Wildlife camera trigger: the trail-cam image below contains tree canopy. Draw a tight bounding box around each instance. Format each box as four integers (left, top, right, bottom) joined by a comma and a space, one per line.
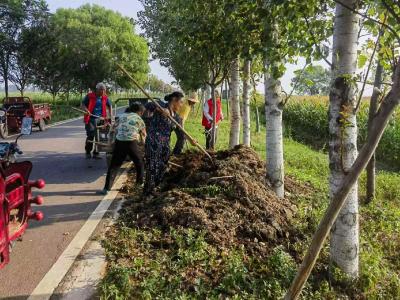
291, 65, 331, 95
1, 3, 150, 97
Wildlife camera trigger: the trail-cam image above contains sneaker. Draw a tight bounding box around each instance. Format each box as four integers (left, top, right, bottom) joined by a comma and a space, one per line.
86, 153, 92, 159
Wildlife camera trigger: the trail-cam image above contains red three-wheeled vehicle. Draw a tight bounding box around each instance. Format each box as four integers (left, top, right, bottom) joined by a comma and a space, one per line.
0, 117, 45, 269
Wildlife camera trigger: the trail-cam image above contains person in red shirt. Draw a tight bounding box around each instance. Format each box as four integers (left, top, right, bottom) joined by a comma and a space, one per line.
202, 90, 224, 149
81, 83, 112, 159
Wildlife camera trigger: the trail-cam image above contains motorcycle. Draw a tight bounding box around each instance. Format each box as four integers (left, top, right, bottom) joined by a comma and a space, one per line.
0, 116, 45, 269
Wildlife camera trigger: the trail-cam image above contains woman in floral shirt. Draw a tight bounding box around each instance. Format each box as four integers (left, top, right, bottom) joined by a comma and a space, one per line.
143, 92, 185, 196
102, 103, 146, 194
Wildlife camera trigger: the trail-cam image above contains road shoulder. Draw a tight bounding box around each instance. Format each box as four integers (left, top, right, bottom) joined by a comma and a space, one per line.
28, 167, 129, 300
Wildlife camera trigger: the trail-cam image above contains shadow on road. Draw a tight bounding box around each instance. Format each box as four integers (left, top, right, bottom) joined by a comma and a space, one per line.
20, 151, 108, 185
28, 200, 102, 230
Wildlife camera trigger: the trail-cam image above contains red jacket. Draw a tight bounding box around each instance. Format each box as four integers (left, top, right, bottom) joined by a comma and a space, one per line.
84, 92, 108, 124
202, 97, 222, 129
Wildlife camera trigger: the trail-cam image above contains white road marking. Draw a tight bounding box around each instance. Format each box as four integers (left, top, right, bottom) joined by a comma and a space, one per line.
57, 183, 128, 300
27, 166, 129, 300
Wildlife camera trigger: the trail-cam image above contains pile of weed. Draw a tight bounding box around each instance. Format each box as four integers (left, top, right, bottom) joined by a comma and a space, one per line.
99, 146, 331, 299
119, 145, 302, 258
100, 101, 400, 299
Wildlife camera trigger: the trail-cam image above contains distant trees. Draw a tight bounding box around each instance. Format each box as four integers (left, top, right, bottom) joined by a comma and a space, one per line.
145, 74, 174, 94
1, 3, 150, 98
0, 0, 48, 97
291, 65, 331, 96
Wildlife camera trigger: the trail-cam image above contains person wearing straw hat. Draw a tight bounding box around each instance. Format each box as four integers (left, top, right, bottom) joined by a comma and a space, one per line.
174, 92, 199, 155
178, 91, 199, 126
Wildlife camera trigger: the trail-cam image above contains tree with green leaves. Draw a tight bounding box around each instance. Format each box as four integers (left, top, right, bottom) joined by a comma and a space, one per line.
255, 1, 333, 198
287, 1, 400, 296
25, 4, 149, 99
139, 0, 257, 149
0, 0, 48, 97
291, 65, 331, 95
145, 74, 173, 94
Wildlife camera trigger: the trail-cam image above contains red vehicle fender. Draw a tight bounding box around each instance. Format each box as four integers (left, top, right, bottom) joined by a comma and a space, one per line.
0, 174, 9, 269
0, 162, 45, 270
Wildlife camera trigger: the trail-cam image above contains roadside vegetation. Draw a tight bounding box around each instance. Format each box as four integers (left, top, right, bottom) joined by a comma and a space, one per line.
283, 96, 400, 170
99, 106, 400, 299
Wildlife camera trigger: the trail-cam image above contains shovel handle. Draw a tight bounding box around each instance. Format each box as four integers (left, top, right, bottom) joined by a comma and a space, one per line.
117, 64, 214, 163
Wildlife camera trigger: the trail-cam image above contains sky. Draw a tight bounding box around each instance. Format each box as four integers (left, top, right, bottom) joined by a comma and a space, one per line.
46, 0, 373, 95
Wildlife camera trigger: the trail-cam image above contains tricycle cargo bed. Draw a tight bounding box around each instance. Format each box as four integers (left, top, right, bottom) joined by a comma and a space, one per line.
32, 103, 51, 122
1, 97, 52, 135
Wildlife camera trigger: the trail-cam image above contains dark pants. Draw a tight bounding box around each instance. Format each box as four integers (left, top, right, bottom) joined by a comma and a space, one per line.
205, 127, 218, 150
104, 140, 144, 190
143, 139, 170, 196
172, 128, 185, 155
85, 119, 98, 155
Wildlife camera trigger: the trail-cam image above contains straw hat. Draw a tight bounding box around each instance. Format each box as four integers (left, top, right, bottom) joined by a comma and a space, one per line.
187, 91, 199, 103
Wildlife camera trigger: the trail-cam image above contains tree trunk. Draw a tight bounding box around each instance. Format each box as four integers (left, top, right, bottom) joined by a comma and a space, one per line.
255, 103, 260, 133
4, 66, 9, 98
229, 58, 241, 149
242, 60, 251, 146
226, 79, 230, 118
329, 0, 360, 279
205, 84, 211, 100
220, 83, 224, 101
210, 84, 217, 150
196, 88, 204, 117
252, 79, 261, 133
366, 62, 383, 204
264, 59, 284, 198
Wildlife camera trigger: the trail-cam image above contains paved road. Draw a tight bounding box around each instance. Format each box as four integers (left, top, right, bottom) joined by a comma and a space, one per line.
0, 117, 114, 299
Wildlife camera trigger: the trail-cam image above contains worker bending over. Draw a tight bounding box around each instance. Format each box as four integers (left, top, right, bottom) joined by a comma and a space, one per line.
143, 92, 186, 197
102, 102, 146, 194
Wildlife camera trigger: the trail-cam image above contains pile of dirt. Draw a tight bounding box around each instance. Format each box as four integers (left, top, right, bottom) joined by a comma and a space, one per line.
121, 145, 307, 257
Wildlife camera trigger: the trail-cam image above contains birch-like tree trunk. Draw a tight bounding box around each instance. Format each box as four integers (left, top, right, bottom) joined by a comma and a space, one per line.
229, 57, 241, 148
366, 62, 383, 203
211, 84, 217, 149
205, 84, 211, 101
226, 79, 230, 118
264, 59, 284, 198
242, 60, 251, 146
252, 77, 261, 133
329, 0, 359, 278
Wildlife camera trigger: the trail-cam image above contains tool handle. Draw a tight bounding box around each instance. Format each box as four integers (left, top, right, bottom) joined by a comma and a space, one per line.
117, 64, 214, 163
